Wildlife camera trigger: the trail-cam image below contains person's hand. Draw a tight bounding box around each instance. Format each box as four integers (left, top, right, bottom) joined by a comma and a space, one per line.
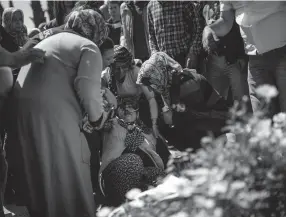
202, 26, 219, 54
22, 39, 40, 50
82, 115, 95, 134
185, 53, 198, 69
162, 110, 173, 126
172, 103, 186, 113
13, 47, 45, 68
104, 88, 118, 109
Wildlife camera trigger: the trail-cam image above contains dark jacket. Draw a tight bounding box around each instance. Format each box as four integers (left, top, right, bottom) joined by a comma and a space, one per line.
216, 23, 248, 64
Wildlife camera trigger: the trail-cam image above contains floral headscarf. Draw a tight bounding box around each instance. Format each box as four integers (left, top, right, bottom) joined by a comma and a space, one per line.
136, 52, 182, 100
114, 45, 134, 69
2, 8, 28, 47
64, 9, 109, 46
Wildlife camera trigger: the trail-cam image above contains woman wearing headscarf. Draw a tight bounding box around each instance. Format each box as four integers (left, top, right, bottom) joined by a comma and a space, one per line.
101, 45, 158, 136
137, 52, 230, 151
99, 98, 165, 207
7, 9, 109, 217
2, 8, 28, 47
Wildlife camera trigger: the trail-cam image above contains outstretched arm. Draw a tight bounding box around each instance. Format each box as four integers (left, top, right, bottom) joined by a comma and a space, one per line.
141, 85, 159, 138
0, 45, 45, 69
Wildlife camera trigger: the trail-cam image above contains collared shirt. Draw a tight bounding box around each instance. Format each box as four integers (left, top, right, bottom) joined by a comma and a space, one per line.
220, 1, 286, 55
147, 1, 203, 58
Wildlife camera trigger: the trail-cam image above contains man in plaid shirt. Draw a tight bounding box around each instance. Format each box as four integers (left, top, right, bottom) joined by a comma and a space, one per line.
147, 1, 204, 69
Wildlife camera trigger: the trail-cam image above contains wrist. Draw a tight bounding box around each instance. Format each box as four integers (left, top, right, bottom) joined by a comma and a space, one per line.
162, 105, 170, 113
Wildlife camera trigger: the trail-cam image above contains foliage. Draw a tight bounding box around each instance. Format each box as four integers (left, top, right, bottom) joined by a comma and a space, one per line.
97, 85, 286, 217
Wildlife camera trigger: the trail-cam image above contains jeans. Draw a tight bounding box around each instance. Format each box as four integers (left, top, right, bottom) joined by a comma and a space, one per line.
206, 54, 245, 101
248, 45, 286, 113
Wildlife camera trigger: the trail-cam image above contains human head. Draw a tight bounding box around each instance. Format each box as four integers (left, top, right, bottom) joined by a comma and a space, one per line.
106, 0, 121, 19
99, 37, 115, 70
64, 9, 109, 46
2, 8, 25, 32
113, 45, 134, 72
137, 52, 182, 95
117, 97, 139, 123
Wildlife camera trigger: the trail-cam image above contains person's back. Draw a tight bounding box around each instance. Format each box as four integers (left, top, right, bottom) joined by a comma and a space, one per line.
10, 32, 101, 217
15, 32, 97, 120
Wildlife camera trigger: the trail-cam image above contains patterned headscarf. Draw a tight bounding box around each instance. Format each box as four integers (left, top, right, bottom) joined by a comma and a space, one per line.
137, 52, 182, 99
114, 45, 134, 69
64, 9, 109, 46
2, 8, 28, 47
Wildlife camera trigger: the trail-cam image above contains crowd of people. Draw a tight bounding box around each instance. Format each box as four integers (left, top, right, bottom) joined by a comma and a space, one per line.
0, 1, 285, 217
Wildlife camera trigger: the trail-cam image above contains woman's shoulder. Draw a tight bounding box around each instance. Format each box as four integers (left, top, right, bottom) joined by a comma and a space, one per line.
130, 65, 141, 82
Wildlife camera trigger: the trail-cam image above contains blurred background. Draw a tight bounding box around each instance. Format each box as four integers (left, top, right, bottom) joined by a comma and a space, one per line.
1, 0, 49, 31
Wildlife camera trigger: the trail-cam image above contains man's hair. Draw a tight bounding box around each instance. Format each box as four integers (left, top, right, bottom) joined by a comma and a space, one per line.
99, 37, 114, 54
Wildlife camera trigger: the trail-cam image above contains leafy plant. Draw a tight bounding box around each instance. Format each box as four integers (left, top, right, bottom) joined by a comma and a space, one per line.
98, 85, 286, 217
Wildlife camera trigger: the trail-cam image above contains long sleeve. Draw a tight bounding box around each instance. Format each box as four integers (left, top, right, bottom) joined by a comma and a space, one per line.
186, 2, 204, 55
74, 43, 103, 122
147, 5, 159, 54
120, 3, 134, 55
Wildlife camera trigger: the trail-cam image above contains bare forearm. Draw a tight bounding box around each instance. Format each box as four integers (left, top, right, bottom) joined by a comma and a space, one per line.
209, 10, 235, 37
149, 97, 158, 124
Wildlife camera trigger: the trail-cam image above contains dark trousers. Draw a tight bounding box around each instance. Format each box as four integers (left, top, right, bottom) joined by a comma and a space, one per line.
173, 53, 187, 68
84, 130, 102, 194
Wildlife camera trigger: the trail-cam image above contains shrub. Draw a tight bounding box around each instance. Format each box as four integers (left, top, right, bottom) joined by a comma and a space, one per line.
98, 85, 286, 217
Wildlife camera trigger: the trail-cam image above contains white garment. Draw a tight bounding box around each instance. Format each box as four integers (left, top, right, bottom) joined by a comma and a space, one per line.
220, 1, 286, 55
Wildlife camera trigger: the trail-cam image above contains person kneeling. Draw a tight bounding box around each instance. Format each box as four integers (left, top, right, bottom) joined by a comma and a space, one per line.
99, 99, 165, 207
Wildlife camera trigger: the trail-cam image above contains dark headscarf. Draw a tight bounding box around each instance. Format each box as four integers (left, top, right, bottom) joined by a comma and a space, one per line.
64, 9, 109, 46
2, 8, 28, 47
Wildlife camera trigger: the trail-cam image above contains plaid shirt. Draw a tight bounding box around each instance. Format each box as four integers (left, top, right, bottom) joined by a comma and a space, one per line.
147, 1, 204, 58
